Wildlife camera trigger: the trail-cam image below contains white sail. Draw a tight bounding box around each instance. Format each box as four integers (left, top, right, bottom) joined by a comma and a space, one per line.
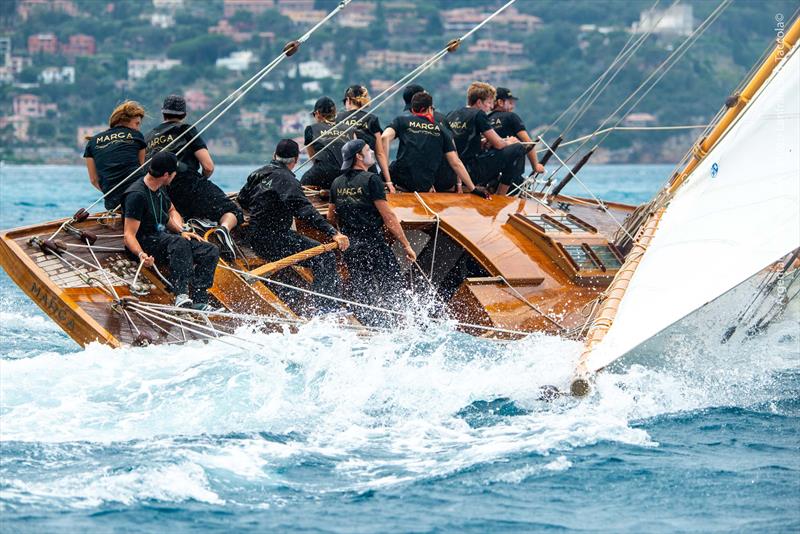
583, 44, 800, 374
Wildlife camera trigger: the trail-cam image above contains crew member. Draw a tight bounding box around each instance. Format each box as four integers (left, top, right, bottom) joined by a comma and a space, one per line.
145, 95, 242, 260
84, 100, 146, 210
301, 96, 350, 190
122, 151, 220, 310
328, 139, 416, 324
238, 139, 350, 311
488, 87, 545, 187
446, 82, 526, 196
335, 85, 391, 189
381, 91, 486, 196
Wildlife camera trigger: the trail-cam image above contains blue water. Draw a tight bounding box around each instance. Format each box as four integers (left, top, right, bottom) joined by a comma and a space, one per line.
0, 165, 798, 532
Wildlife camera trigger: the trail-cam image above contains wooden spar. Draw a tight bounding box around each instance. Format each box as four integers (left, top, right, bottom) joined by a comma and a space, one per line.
247, 242, 339, 278
669, 15, 800, 193
570, 16, 800, 396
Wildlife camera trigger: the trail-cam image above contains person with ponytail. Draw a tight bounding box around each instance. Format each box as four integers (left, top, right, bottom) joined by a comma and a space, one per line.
83, 100, 146, 210
301, 96, 351, 190
335, 85, 391, 191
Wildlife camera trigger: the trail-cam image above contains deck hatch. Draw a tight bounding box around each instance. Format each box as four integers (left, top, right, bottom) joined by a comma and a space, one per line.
525, 215, 586, 233
589, 244, 622, 269
562, 245, 599, 270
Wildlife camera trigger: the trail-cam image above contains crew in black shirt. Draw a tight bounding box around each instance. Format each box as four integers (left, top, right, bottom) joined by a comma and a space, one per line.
335, 85, 391, 185
238, 139, 350, 311
446, 82, 526, 195
328, 139, 416, 324
84, 100, 146, 210
122, 151, 220, 310
145, 94, 242, 260
488, 87, 545, 187
381, 91, 485, 195
301, 96, 352, 190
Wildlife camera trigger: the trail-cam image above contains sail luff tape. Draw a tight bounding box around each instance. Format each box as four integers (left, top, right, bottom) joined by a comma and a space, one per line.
670, 15, 800, 194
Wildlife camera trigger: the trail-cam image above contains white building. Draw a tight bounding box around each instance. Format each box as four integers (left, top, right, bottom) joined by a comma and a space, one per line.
39, 66, 75, 84
288, 60, 335, 80
152, 0, 183, 10
632, 4, 693, 36
127, 58, 181, 80
150, 13, 175, 28
216, 50, 255, 72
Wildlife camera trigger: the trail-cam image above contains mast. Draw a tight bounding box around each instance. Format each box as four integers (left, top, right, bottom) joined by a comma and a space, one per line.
571, 15, 800, 397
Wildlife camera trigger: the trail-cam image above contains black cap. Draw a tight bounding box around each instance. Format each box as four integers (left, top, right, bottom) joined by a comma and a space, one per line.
496, 87, 518, 101
275, 138, 299, 159
312, 96, 336, 116
340, 138, 366, 170
161, 94, 187, 115
403, 84, 425, 110
149, 151, 178, 176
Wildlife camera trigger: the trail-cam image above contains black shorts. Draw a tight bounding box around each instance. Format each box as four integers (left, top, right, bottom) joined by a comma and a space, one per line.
169, 175, 244, 225
300, 162, 341, 190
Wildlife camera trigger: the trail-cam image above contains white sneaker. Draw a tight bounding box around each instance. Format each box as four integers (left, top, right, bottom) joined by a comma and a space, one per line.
174, 293, 193, 308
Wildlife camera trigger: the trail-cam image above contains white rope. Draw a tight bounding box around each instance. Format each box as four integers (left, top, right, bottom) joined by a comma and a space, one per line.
499, 276, 565, 331
58, 242, 126, 252
85, 238, 120, 301
295, 0, 517, 174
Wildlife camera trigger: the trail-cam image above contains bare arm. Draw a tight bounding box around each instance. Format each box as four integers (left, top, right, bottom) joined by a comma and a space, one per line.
195, 148, 214, 178
85, 157, 102, 192
516, 129, 544, 172
166, 202, 184, 233
375, 199, 415, 261
123, 218, 154, 267
445, 152, 477, 192
483, 128, 511, 150
378, 128, 396, 192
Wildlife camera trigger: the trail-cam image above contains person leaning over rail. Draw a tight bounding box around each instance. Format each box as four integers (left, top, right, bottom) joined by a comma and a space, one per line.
238, 139, 350, 313
328, 139, 416, 325
380, 91, 487, 197
144, 94, 242, 261
335, 84, 390, 185
488, 87, 545, 187
301, 96, 352, 190
122, 151, 220, 311
446, 82, 525, 196
83, 100, 146, 211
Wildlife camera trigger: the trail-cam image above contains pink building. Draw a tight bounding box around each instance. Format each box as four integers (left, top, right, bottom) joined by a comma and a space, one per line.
13, 93, 57, 118
28, 33, 58, 55
61, 34, 96, 57
17, 0, 78, 20
184, 89, 210, 111
223, 0, 274, 17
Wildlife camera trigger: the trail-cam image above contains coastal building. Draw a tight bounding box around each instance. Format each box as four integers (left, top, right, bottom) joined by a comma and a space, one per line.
12, 93, 57, 118
359, 50, 434, 71
127, 58, 181, 81
27, 33, 58, 55
0, 37, 10, 67
9, 56, 32, 75
216, 50, 255, 72
0, 115, 31, 141
441, 7, 541, 33
466, 39, 524, 56
209, 19, 253, 43
39, 66, 75, 84
288, 60, 335, 80
61, 34, 95, 58
280, 111, 307, 135
632, 4, 693, 36
17, 0, 78, 21
369, 79, 393, 93
277, 0, 314, 11
281, 10, 326, 25
223, 0, 274, 18
0, 67, 13, 84
184, 89, 210, 111
338, 2, 375, 28
152, 0, 184, 10
150, 13, 175, 29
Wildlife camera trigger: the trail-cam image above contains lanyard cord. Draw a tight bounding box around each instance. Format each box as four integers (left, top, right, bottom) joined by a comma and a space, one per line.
147, 188, 163, 229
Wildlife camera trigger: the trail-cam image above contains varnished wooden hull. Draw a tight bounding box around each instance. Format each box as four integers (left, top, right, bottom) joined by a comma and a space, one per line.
0, 192, 637, 348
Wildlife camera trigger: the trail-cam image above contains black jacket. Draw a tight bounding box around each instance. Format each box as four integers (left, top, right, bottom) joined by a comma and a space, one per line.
238, 160, 337, 237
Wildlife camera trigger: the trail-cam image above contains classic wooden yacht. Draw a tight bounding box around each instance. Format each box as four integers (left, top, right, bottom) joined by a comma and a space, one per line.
0, 190, 635, 348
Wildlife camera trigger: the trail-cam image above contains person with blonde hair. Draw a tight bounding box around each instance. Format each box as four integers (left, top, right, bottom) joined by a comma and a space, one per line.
83, 100, 146, 210
334, 84, 391, 190
446, 82, 525, 195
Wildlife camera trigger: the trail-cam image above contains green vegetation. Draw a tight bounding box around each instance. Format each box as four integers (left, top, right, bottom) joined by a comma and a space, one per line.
0, 0, 796, 164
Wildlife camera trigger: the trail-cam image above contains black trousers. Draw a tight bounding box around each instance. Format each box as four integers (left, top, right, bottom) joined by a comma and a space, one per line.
250, 229, 342, 312
168, 173, 244, 225
469, 144, 526, 187
300, 162, 341, 190
342, 235, 403, 325
141, 232, 220, 301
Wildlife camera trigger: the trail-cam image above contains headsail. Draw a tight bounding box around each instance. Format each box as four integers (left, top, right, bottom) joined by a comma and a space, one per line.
572, 19, 800, 390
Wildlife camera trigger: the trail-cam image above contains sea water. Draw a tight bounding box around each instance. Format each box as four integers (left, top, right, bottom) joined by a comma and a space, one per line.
0, 165, 797, 532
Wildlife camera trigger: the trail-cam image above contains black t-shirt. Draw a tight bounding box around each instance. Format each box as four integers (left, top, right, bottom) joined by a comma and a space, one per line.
123, 178, 172, 240
145, 121, 207, 177
335, 109, 382, 150
83, 126, 146, 199
488, 110, 526, 139
389, 112, 455, 192
238, 161, 337, 237
304, 122, 349, 169
446, 107, 493, 163
330, 169, 386, 238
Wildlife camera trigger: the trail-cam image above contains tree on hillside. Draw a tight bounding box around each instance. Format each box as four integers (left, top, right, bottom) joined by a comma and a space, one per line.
167, 35, 237, 66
